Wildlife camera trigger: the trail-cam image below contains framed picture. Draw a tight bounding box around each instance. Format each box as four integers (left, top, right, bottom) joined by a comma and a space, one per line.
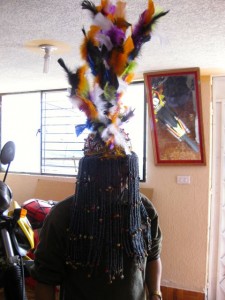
144, 68, 205, 165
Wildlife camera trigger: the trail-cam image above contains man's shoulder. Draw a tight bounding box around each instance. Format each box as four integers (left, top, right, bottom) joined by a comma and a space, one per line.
53, 195, 74, 209
47, 195, 74, 222
140, 193, 158, 219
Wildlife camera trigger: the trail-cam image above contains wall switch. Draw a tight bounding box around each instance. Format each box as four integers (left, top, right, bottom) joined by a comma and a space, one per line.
177, 175, 191, 184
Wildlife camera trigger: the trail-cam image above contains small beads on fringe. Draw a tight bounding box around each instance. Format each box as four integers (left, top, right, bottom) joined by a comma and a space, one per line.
66, 153, 151, 282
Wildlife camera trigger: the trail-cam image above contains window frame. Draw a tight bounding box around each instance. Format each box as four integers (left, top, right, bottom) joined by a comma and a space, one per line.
0, 81, 147, 181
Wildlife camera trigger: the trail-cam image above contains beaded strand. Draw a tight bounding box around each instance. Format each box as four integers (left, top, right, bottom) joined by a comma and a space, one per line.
66, 153, 151, 282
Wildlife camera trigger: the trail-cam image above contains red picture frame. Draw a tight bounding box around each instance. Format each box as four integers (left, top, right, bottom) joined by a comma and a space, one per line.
144, 68, 205, 165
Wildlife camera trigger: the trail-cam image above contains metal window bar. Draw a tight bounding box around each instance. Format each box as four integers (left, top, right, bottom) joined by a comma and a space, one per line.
41, 90, 87, 176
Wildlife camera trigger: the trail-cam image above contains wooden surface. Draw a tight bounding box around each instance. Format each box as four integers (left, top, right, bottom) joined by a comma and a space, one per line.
34, 179, 75, 201
161, 286, 205, 300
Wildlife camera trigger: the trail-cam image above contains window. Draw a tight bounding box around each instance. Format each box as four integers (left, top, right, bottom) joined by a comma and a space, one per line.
1, 81, 146, 180
41, 90, 87, 175
1, 92, 41, 173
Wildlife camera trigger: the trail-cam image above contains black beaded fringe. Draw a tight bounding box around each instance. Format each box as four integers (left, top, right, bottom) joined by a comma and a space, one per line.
66, 152, 151, 283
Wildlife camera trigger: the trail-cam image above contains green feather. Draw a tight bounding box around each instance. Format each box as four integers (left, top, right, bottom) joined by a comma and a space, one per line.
122, 61, 137, 77
104, 83, 117, 101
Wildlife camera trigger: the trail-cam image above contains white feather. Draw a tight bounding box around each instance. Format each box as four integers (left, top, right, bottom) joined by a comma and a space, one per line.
101, 123, 131, 154
117, 77, 129, 94
69, 95, 83, 109
91, 84, 107, 123
97, 33, 113, 51
93, 12, 112, 31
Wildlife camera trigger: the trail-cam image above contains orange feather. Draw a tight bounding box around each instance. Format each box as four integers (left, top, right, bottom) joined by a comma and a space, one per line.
80, 25, 100, 61
144, 0, 155, 25
115, 1, 128, 31
109, 36, 134, 76
110, 109, 120, 125
124, 36, 134, 55
115, 1, 126, 19
77, 65, 89, 96
124, 73, 135, 84
109, 50, 126, 76
79, 96, 98, 120
96, 0, 108, 14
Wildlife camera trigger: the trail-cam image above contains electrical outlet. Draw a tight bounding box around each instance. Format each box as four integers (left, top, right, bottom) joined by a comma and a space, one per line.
177, 175, 191, 184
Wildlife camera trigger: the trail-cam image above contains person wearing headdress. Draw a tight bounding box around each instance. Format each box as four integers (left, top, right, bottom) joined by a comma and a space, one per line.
31, 1, 168, 299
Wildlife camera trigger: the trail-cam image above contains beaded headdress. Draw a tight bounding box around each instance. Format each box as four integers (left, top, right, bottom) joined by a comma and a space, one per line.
59, 0, 168, 282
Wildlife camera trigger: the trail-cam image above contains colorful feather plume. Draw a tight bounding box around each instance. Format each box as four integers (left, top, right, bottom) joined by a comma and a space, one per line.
58, 0, 168, 153
81, 0, 98, 15
130, 0, 169, 60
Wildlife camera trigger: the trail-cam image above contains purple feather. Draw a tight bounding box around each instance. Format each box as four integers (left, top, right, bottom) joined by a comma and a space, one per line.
107, 4, 116, 15
132, 11, 147, 45
130, 10, 169, 59
104, 25, 125, 46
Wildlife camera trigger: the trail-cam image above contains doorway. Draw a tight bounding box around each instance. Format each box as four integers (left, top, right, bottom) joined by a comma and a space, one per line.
208, 76, 225, 299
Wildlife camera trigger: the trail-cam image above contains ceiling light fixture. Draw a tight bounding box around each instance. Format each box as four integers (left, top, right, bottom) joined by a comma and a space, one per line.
24, 39, 71, 74
39, 44, 57, 74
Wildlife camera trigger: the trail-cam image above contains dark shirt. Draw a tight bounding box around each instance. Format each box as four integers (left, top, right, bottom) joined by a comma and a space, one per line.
31, 194, 162, 300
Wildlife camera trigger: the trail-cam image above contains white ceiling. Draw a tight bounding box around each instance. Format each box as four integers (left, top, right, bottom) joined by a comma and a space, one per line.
1, 0, 225, 94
